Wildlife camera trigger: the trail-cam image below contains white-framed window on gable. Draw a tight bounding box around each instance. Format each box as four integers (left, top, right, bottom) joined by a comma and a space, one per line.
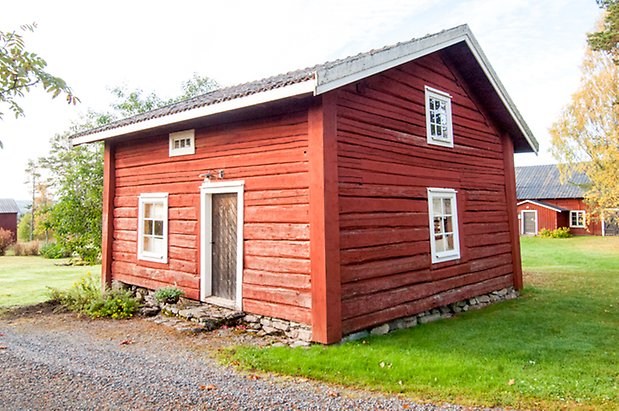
169, 129, 195, 157
138, 193, 168, 263
428, 188, 460, 264
570, 210, 586, 228
425, 86, 453, 148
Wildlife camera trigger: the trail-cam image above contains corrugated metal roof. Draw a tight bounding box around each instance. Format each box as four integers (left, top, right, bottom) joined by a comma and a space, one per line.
515, 165, 589, 200
0, 198, 20, 213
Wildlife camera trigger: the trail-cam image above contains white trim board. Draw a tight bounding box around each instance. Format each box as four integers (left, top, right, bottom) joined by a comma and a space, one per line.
517, 200, 565, 213
200, 180, 244, 310
72, 81, 315, 145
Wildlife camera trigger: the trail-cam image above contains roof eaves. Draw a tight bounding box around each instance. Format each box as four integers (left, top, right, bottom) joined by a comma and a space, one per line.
314, 25, 468, 94
462, 30, 539, 153
517, 199, 567, 213
72, 79, 317, 146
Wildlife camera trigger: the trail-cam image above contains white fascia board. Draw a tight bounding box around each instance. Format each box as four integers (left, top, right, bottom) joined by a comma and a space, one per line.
462, 34, 538, 153
517, 200, 564, 213
72, 80, 316, 145
315, 30, 467, 95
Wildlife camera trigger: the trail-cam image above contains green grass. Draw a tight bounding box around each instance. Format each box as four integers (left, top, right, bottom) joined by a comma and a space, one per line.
0, 256, 101, 308
229, 237, 619, 409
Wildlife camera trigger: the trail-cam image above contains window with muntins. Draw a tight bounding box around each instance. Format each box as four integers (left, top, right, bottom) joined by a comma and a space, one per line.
169, 129, 195, 157
425, 86, 453, 147
570, 210, 585, 228
138, 193, 168, 263
428, 188, 460, 263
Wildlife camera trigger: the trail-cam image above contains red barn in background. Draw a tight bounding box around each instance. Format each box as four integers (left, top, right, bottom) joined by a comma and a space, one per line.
516, 165, 617, 236
72, 25, 538, 343
0, 199, 19, 241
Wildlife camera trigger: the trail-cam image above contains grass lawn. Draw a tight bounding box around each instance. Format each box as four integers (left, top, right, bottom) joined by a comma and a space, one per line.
229, 236, 619, 410
0, 256, 101, 308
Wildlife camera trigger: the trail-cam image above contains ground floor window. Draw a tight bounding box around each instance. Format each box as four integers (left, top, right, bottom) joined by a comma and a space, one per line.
427, 188, 460, 263
570, 210, 585, 228
138, 193, 169, 263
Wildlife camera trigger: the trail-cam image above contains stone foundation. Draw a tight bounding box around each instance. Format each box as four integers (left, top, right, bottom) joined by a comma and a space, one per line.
116, 282, 312, 346
117, 281, 518, 346
341, 287, 519, 342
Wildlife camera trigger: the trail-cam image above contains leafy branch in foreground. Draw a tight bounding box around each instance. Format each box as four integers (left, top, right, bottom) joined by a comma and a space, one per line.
0, 23, 79, 148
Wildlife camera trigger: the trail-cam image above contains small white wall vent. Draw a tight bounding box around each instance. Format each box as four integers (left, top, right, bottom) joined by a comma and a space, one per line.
169, 129, 195, 157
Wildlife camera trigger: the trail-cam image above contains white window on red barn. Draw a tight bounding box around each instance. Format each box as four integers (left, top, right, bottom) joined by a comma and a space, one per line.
138, 193, 168, 263
570, 210, 586, 228
428, 188, 460, 263
425, 86, 453, 148
169, 129, 195, 157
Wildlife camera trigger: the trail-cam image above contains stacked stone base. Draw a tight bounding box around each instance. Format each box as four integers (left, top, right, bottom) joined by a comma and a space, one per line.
341, 287, 519, 342
118, 281, 518, 346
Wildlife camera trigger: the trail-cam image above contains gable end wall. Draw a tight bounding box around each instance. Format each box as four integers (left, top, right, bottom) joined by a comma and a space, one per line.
335, 52, 517, 334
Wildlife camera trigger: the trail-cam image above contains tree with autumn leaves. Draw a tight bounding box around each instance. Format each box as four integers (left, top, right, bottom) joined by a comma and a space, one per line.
550, 6, 619, 217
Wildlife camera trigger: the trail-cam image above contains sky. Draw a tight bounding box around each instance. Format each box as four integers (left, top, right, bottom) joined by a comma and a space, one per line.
0, 0, 603, 199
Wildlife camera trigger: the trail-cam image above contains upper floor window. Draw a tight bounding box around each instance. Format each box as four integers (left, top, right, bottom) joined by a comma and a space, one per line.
570, 210, 585, 228
138, 193, 168, 263
428, 188, 460, 263
169, 129, 195, 157
425, 86, 453, 148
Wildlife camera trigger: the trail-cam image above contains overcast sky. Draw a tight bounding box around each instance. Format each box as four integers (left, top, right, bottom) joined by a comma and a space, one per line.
0, 0, 602, 199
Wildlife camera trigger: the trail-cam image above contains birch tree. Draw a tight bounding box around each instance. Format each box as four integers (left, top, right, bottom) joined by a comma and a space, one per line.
549, 45, 619, 215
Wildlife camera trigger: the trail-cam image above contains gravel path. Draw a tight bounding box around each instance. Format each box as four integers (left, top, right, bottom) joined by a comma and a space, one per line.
0, 309, 482, 411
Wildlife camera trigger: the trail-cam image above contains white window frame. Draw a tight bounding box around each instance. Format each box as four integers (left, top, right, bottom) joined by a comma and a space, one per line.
425, 86, 454, 148
427, 188, 460, 264
169, 129, 195, 157
137, 193, 169, 263
200, 180, 245, 311
569, 210, 586, 228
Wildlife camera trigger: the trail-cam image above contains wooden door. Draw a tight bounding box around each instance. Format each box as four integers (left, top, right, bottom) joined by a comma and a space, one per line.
522, 211, 536, 235
211, 193, 238, 301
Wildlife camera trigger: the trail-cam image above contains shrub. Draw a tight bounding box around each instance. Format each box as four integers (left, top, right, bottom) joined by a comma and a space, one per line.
154, 286, 184, 304
86, 288, 140, 319
12, 241, 40, 256
48, 273, 140, 319
40, 241, 71, 259
0, 228, 14, 255
539, 227, 572, 238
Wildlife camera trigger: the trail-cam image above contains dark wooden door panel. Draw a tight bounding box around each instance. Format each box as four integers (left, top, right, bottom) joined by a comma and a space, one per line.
212, 193, 237, 301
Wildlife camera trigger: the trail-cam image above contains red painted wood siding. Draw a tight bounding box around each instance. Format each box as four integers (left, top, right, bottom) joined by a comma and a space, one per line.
334, 52, 516, 334
110, 108, 312, 324
0, 213, 17, 240
517, 198, 603, 235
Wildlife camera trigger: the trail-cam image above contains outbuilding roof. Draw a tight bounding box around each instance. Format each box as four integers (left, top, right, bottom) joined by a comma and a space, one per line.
71, 24, 537, 153
0, 198, 20, 214
515, 164, 589, 200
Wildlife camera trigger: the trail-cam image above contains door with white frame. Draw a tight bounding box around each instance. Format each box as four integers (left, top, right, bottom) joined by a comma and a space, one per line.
200, 180, 244, 310
521, 210, 537, 235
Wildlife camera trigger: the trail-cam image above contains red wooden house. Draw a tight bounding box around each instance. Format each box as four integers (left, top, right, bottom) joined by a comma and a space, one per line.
0, 199, 19, 240
73, 25, 538, 343
515, 164, 617, 236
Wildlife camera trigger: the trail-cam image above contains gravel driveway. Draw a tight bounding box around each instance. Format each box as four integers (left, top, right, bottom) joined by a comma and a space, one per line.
0, 307, 483, 411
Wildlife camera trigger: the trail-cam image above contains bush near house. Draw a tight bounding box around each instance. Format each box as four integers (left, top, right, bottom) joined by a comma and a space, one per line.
538, 227, 572, 238
48, 273, 140, 319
